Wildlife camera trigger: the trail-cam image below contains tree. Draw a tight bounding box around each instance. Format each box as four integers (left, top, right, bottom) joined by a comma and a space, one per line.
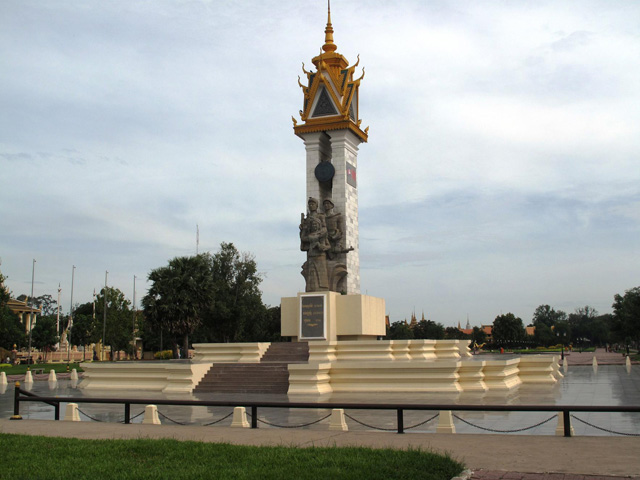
36, 294, 58, 317
551, 320, 571, 347
587, 314, 611, 346
492, 313, 525, 345
30, 316, 58, 361
444, 326, 468, 340
568, 306, 599, 345
533, 322, 556, 347
612, 286, 640, 347
243, 305, 283, 342
386, 321, 414, 340
94, 287, 132, 360
203, 243, 265, 343
143, 254, 215, 358
471, 326, 487, 346
413, 319, 445, 339
0, 269, 25, 350
142, 243, 270, 355
72, 312, 100, 360
532, 305, 567, 328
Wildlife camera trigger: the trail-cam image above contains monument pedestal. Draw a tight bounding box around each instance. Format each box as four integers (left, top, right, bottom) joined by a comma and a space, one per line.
281, 292, 385, 342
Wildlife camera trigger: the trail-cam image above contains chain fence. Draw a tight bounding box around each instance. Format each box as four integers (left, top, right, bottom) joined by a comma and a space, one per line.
344, 412, 439, 431
452, 413, 556, 433
570, 414, 640, 437
246, 411, 332, 428
76, 407, 144, 424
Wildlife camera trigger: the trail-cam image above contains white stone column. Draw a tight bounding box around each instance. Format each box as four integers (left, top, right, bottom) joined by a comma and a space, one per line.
301, 132, 332, 203
299, 129, 362, 294
325, 129, 362, 294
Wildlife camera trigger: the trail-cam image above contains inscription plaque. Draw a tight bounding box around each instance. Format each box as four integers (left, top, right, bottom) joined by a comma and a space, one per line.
300, 295, 326, 339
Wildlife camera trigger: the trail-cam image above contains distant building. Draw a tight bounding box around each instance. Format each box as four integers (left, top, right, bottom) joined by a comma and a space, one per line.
7, 298, 41, 332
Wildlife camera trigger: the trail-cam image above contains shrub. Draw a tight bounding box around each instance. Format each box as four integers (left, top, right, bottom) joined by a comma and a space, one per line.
154, 350, 173, 360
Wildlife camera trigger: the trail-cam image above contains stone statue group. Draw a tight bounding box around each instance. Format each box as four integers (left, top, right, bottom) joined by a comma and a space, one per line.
300, 197, 353, 293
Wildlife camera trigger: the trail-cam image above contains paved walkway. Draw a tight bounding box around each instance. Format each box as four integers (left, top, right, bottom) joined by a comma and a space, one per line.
564, 349, 633, 366
471, 471, 639, 479
1, 419, 638, 478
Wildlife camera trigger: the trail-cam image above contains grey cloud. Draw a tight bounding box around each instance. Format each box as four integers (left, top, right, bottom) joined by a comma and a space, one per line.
551, 31, 594, 52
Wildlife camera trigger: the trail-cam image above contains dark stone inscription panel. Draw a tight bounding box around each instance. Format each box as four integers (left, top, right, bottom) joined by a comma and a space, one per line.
300, 295, 325, 339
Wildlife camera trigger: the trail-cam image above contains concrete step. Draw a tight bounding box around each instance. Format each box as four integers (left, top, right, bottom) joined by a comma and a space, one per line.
194, 343, 309, 394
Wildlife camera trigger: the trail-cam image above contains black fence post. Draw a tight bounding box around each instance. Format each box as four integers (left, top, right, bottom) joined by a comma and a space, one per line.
54, 402, 60, 421
124, 403, 131, 424
397, 409, 404, 434
251, 406, 258, 429
563, 409, 571, 437
10, 382, 22, 420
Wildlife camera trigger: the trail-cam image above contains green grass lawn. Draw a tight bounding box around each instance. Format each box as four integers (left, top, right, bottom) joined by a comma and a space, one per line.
0, 362, 83, 375
0, 434, 464, 480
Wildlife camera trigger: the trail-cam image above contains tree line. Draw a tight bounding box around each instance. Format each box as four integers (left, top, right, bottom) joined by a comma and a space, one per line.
0, 243, 281, 359
2, 254, 638, 357
386, 287, 640, 350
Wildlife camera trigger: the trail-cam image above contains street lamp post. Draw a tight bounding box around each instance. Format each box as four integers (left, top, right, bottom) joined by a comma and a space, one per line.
132, 275, 137, 360
27, 259, 36, 364
56, 283, 61, 352
102, 271, 108, 361
68, 265, 75, 362
557, 332, 567, 360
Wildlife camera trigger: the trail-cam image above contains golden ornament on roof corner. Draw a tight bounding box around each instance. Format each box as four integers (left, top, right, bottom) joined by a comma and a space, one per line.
293, 1, 367, 143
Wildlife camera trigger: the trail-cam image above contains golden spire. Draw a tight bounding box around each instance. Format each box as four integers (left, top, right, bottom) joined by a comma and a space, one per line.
322, 0, 337, 53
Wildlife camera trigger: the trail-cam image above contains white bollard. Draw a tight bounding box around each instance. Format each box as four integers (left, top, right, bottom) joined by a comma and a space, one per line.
626, 356, 631, 372
142, 405, 161, 425
24, 370, 33, 383
70, 369, 79, 381
592, 356, 598, 367
329, 408, 348, 431
555, 411, 574, 436
436, 410, 456, 434
562, 357, 569, 372
48, 370, 57, 382
64, 403, 81, 422
0, 371, 7, 386
230, 406, 249, 428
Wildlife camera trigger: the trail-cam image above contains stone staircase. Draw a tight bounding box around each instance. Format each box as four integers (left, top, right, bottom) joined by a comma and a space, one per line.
194, 342, 309, 394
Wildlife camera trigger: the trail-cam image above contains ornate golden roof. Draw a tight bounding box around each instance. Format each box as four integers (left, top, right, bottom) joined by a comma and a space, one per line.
293, 2, 368, 142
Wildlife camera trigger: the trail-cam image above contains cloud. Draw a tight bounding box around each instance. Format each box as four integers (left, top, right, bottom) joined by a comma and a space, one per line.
1, 0, 639, 326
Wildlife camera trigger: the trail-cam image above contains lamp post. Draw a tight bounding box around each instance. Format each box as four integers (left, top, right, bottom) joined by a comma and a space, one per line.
67, 265, 75, 362
132, 275, 137, 360
56, 283, 61, 352
557, 332, 567, 360
27, 259, 36, 364
102, 271, 108, 361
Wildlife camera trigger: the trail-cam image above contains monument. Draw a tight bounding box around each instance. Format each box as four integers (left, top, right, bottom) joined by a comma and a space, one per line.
281, 4, 386, 343
79, 5, 561, 395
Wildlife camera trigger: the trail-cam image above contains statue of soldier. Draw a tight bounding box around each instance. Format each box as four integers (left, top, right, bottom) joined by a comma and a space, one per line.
300, 197, 330, 291
323, 199, 354, 260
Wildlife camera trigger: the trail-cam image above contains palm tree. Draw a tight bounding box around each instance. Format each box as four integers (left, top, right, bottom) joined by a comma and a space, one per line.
143, 254, 214, 359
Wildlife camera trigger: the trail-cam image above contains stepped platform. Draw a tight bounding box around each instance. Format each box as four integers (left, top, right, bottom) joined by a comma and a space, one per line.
194, 342, 309, 394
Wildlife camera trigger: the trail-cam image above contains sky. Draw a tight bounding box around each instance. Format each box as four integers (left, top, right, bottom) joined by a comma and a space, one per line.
1, 0, 639, 327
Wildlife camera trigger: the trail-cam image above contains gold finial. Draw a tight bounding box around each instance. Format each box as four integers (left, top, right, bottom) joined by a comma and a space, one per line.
322, 0, 337, 53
